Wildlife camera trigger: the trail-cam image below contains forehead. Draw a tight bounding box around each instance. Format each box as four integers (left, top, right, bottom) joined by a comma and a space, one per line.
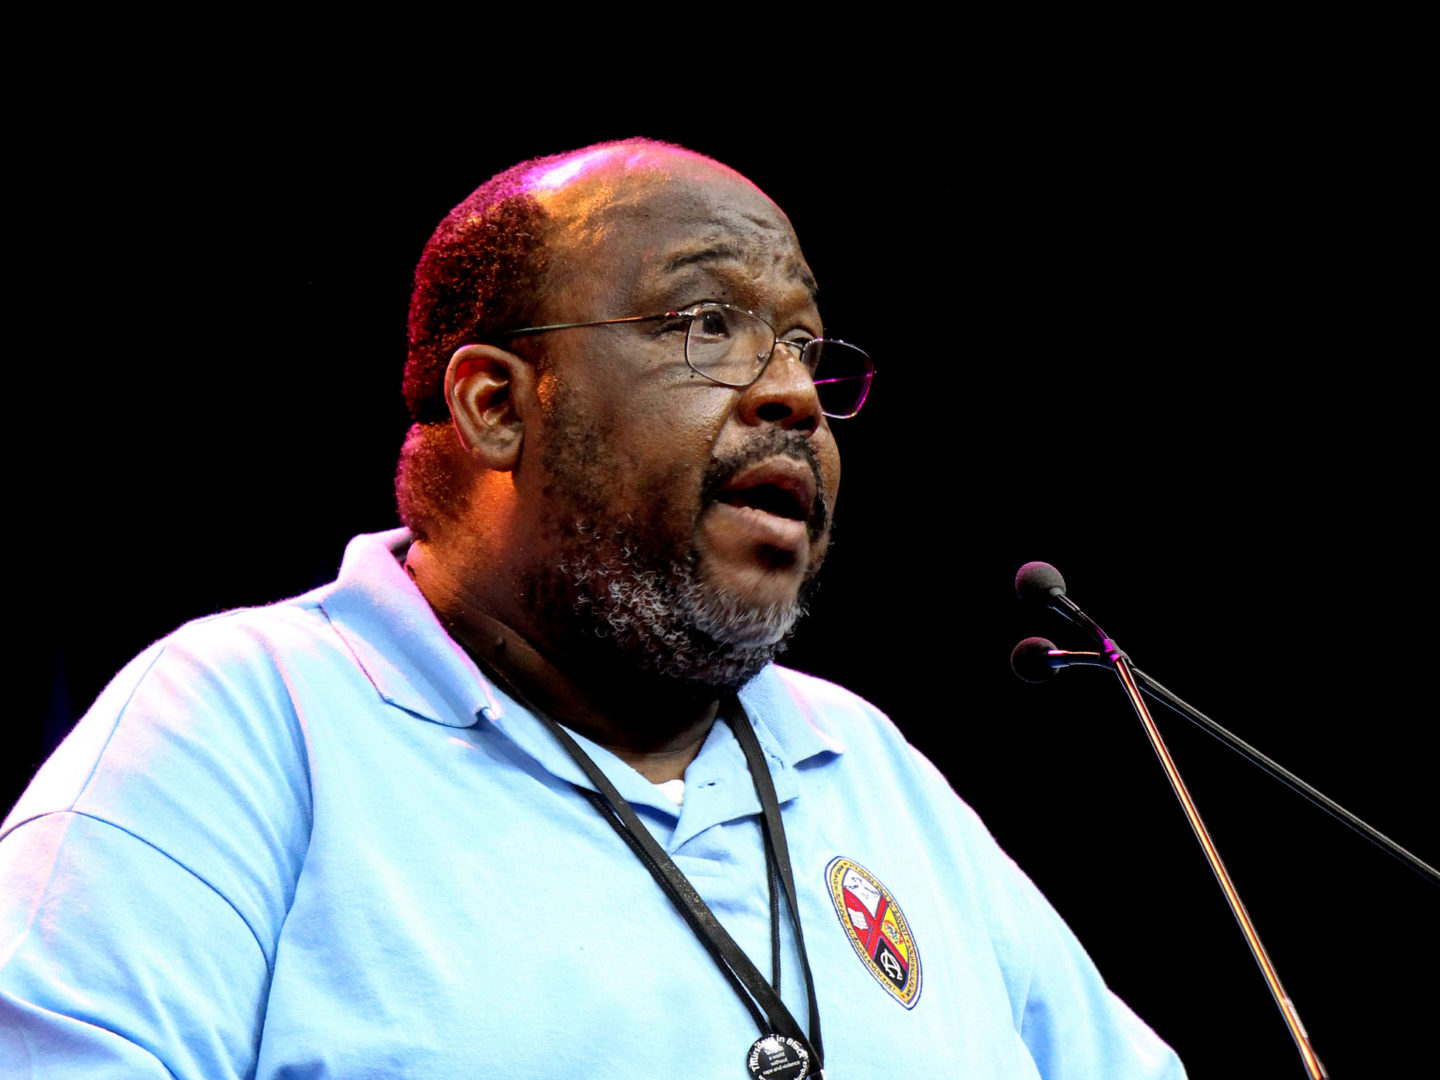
527, 148, 819, 318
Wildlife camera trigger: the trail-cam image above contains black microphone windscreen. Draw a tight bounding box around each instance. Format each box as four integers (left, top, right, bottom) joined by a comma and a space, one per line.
1011, 636, 1059, 684
1016, 561, 1066, 607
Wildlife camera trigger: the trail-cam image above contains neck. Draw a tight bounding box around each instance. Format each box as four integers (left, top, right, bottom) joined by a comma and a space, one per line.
406, 538, 719, 783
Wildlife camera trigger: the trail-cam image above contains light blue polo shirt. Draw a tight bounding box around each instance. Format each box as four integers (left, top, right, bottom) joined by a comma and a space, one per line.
1, 530, 1185, 1078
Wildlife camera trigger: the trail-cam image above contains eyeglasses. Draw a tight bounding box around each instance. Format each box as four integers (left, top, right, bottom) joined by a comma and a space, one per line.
504, 302, 873, 419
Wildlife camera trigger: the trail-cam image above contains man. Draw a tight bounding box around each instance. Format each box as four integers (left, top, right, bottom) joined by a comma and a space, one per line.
1, 140, 1185, 1078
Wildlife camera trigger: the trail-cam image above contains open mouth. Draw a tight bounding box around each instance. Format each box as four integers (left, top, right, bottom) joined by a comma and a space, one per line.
716, 483, 809, 521
704, 449, 827, 555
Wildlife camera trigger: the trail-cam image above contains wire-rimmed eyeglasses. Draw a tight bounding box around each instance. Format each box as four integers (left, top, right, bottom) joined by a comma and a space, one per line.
504, 302, 873, 419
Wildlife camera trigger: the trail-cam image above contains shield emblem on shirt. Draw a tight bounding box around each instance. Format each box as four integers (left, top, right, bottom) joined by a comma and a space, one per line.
825, 856, 922, 1009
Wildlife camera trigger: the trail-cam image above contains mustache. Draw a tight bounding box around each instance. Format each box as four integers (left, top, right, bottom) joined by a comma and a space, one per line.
700, 430, 830, 541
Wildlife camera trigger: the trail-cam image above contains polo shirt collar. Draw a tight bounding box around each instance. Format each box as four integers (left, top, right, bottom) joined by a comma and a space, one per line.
319, 529, 501, 729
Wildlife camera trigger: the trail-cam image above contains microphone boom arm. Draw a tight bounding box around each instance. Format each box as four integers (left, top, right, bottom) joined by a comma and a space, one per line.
1130, 665, 1440, 887
1023, 637, 1440, 886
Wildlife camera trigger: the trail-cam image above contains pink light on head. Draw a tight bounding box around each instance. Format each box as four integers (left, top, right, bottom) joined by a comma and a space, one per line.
525, 142, 724, 196
528, 148, 618, 191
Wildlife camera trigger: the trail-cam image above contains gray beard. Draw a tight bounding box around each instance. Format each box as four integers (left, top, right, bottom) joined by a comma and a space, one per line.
533, 387, 829, 692
554, 525, 812, 691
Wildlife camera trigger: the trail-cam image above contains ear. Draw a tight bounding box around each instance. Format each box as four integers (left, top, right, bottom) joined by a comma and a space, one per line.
445, 344, 533, 472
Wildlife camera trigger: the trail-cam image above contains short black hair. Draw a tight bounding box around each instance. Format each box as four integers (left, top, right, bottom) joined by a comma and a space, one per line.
395, 138, 696, 539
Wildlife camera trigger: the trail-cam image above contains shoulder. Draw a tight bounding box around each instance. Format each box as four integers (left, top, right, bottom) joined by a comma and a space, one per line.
752, 664, 996, 831
3, 594, 340, 839
757, 663, 1022, 870
755, 663, 899, 740
756, 664, 946, 774
0, 597, 342, 976
765, 663, 883, 712
160, 585, 343, 669
98, 588, 350, 733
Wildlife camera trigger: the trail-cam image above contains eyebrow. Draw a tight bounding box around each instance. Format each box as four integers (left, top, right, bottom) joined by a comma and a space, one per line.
664, 244, 820, 303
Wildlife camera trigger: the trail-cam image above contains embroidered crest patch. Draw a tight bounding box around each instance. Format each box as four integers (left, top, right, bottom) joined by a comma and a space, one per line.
825, 856, 922, 1008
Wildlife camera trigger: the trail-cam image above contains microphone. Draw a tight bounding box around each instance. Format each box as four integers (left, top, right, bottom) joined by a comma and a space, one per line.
1009, 636, 1112, 683
1014, 561, 1126, 660
1014, 560, 1066, 608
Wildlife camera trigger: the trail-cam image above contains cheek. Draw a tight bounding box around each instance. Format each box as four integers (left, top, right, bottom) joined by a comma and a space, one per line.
613, 396, 731, 496
597, 412, 716, 524
634, 455, 703, 512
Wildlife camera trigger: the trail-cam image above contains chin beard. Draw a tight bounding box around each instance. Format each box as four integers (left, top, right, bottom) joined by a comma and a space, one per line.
533, 395, 829, 691
552, 534, 817, 692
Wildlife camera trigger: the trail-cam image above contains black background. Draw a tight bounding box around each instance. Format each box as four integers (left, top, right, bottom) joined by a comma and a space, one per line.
12, 65, 1433, 1077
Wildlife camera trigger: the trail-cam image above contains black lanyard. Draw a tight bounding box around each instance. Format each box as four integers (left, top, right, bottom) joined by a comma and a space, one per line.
491, 675, 824, 1076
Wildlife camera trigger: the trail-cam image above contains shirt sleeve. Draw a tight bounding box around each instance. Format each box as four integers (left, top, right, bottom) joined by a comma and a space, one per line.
1, 621, 314, 1079
906, 743, 1188, 1080
1008, 857, 1188, 1080
1, 813, 274, 1077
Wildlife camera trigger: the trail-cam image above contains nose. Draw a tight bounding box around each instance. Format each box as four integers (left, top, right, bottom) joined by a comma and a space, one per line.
735, 342, 822, 433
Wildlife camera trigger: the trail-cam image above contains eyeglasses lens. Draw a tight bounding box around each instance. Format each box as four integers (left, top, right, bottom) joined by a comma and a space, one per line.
808, 341, 873, 419
684, 304, 872, 418
684, 305, 770, 386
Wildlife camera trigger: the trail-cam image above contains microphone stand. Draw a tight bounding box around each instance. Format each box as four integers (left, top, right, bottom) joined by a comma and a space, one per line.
1032, 583, 1330, 1079
1106, 649, 1328, 1080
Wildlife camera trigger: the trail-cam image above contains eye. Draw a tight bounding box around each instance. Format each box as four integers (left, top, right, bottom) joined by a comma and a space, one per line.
688, 303, 735, 344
